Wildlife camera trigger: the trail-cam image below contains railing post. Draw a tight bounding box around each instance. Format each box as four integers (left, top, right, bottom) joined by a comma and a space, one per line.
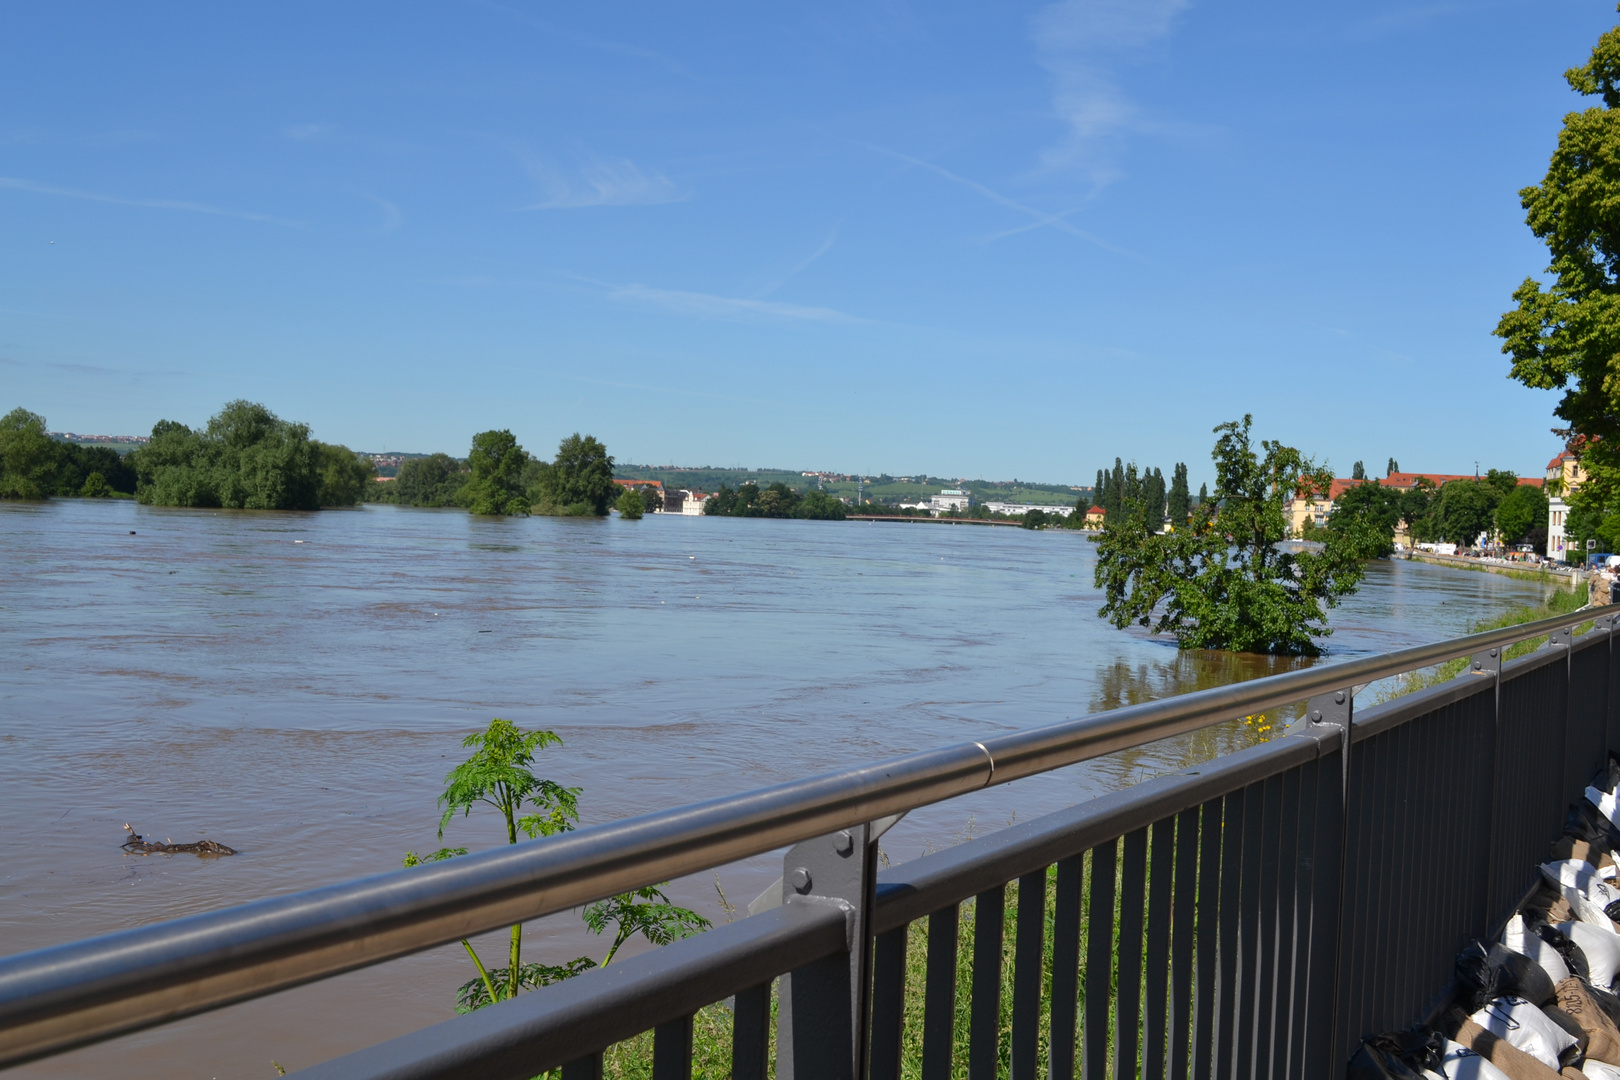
1472, 643, 1503, 936
1289, 687, 1353, 1077
775, 823, 876, 1080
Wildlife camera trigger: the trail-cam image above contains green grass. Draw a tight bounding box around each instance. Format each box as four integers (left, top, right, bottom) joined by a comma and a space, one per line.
1372, 585, 1591, 703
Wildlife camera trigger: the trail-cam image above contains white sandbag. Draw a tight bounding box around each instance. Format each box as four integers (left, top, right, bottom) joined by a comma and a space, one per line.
1439, 1039, 1511, 1080
1590, 785, 1620, 829
1468, 995, 1580, 1070
1503, 913, 1572, 986
1544, 859, 1620, 907
1585, 1061, 1620, 1080
1560, 919, 1620, 990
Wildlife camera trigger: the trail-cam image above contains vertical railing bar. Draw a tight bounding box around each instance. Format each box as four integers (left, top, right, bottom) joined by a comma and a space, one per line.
869, 927, 907, 1080
1309, 737, 1348, 1080
1010, 869, 1047, 1080
1214, 789, 1245, 1080
1085, 842, 1118, 1080
1115, 829, 1147, 1080
1368, 725, 1406, 1035
921, 905, 959, 1080
1233, 781, 1266, 1080
1170, 808, 1199, 1080
1144, 816, 1174, 1080
560, 1051, 604, 1080
1051, 855, 1084, 1080
731, 983, 771, 1080
969, 885, 1005, 1080
1284, 756, 1320, 1080
1192, 799, 1222, 1080
1266, 767, 1300, 1079
652, 1013, 694, 1080
1337, 733, 1377, 1060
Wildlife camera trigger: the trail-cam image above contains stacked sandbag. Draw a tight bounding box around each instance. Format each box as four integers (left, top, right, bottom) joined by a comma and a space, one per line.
1353, 758, 1620, 1080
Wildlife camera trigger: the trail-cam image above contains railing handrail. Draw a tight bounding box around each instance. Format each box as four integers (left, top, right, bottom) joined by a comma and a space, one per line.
0, 603, 1602, 1069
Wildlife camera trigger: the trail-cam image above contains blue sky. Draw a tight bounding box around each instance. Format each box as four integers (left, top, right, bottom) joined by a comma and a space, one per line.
2, 1, 1614, 486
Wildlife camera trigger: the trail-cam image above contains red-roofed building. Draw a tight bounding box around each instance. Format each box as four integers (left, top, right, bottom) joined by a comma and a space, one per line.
1288, 471, 1545, 540
1547, 451, 1584, 559
1084, 505, 1106, 528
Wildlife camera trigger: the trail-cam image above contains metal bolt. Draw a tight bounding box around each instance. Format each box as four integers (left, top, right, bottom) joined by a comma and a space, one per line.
1490, 649, 1498, 658
790, 867, 812, 893
1310, 710, 1322, 723
833, 830, 854, 856
1334, 691, 1345, 705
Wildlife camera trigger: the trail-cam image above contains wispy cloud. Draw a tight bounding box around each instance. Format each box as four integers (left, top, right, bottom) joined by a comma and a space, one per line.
1032, 0, 1191, 186
871, 146, 1141, 257
753, 227, 839, 298
516, 151, 687, 210
360, 193, 402, 234
0, 176, 299, 226
605, 282, 859, 323
451, 271, 863, 324
469, 0, 700, 80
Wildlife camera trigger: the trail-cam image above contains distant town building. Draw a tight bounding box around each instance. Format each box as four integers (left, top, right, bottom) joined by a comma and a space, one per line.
1084, 506, 1106, 527
680, 490, 710, 516
1547, 451, 1584, 559
48, 432, 149, 446
983, 501, 1074, 518
929, 489, 971, 513
1286, 471, 1547, 540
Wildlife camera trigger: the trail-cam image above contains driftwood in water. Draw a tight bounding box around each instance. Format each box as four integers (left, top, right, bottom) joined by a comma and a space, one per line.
121, 823, 236, 858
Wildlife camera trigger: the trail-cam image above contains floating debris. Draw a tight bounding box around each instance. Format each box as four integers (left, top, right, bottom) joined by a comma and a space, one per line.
121, 823, 236, 858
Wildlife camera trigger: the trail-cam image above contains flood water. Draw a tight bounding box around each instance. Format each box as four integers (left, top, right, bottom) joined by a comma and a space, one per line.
0, 499, 1566, 1078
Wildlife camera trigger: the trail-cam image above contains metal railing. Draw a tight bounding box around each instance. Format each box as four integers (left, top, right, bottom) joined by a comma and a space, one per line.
1, 606, 1614, 1078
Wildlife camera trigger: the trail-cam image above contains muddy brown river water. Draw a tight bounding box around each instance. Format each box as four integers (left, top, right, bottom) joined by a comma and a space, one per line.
0, 499, 1565, 1078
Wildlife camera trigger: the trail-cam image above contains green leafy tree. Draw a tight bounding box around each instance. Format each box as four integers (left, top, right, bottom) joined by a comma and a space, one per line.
539, 433, 615, 516
1327, 480, 1404, 558
795, 489, 847, 520
315, 443, 375, 507
0, 408, 58, 499
583, 885, 709, 967
640, 486, 662, 515
406, 718, 584, 1009
616, 484, 645, 519
461, 430, 531, 516
79, 472, 112, 498
1020, 508, 1049, 529
1497, 16, 1620, 517
1351, 461, 1366, 481
1167, 462, 1190, 528
1387, 458, 1399, 477
1400, 478, 1439, 540
1093, 416, 1366, 656
130, 401, 347, 510
385, 453, 467, 507
1495, 482, 1550, 550
1428, 480, 1501, 547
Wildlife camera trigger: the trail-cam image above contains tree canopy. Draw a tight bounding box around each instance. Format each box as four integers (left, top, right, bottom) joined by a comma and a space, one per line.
1497, 15, 1620, 531
131, 400, 370, 509
703, 481, 848, 520
0, 409, 142, 500
1093, 416, 1366, 656
537, 433, 616, 516
462, 429, 531, 516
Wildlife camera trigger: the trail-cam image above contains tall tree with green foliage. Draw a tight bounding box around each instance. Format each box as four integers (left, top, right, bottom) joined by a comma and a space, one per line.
380, 453, 467, 507
1167, 462, 1190, 528
1093, 416, 1366, 655
0, 408, 57, 499
539, 433, 615, 516
1351, 461, 1366, 481
1495, 482, 1550, 550
1387, 458, 1399, 477
461, 430, 531, 516
1497, 14, 1620, 525
1327, 480, 1404, 558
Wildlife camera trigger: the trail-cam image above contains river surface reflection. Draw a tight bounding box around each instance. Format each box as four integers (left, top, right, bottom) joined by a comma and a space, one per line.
0, 500, 1564, 1078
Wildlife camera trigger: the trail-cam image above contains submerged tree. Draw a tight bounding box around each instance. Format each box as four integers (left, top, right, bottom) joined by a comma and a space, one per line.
461, 430, 531, 516
1093, 416, 1366, 656
538, 433, 616, 516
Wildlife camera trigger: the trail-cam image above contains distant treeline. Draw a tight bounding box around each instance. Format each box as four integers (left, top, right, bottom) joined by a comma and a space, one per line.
703, 482, 846, 519
368, 431, 620, 517
1, 408, 138, 498
1093, 458, 1199, 525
